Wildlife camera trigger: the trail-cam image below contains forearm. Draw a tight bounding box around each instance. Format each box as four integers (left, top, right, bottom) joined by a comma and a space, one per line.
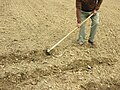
76, 8, 81, 23
76, 0, 81, 23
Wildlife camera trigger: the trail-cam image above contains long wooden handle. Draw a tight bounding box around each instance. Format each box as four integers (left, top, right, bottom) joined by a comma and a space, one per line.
47, 13, 94, 52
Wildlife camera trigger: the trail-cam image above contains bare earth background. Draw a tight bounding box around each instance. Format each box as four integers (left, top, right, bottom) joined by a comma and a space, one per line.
0, 0, 120, 90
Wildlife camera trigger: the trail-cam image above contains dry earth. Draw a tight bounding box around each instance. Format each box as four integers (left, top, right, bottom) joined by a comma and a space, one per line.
0, 0, 120, 90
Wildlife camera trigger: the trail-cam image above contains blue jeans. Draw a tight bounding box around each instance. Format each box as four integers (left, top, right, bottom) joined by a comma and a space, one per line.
78, 11, 99, 43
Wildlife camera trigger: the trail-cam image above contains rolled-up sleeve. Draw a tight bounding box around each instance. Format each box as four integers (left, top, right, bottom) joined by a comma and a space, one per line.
76, 0, 81, 9
95, 0, 103, 10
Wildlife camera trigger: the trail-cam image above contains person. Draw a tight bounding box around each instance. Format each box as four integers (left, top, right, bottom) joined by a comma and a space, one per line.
76, 0, 103, 47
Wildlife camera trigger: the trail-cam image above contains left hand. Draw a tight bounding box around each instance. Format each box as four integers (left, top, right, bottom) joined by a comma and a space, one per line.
76, 23, 81, 28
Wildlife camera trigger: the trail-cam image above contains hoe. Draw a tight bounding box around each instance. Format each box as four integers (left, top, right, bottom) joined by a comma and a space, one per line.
45, 13, 93, 55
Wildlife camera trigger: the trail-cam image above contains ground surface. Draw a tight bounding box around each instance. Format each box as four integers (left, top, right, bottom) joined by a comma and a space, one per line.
0, 0, 120, 90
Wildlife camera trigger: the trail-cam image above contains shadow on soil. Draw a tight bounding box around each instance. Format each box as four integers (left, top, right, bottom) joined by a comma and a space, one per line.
61, 57, 118, 72
82, 81, 120, 90
0, 50, 45, 66
0, 50, 119, 90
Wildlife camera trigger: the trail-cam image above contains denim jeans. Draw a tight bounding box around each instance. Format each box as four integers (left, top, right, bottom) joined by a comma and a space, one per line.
78, 11, 99, 43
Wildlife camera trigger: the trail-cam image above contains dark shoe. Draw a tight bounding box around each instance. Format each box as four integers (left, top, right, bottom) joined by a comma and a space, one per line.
88, 40, 96, 48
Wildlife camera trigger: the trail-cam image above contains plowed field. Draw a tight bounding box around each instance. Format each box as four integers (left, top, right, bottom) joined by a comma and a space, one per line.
0, 0, 120, 90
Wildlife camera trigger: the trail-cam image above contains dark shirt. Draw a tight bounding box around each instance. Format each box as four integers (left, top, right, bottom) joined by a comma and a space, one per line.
76, 0, 103, 23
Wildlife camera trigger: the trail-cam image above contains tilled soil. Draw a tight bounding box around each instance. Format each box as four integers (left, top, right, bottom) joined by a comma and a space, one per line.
0, 0, 120, 90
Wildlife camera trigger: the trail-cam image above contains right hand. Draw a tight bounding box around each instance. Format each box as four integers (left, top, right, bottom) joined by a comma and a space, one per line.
93, 10, 97, 15
76, 23, 81, 28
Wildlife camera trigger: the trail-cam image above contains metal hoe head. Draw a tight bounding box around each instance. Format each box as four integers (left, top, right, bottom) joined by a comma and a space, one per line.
44, 48, 51, 55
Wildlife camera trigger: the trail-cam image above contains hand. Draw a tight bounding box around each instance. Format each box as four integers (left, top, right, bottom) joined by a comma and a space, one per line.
93, 10, 97, 15
77, 23, 81, 28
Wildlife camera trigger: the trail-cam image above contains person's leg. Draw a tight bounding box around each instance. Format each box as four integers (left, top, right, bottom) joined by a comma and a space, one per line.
89, 12, 99, 43
78, 11, 88, 44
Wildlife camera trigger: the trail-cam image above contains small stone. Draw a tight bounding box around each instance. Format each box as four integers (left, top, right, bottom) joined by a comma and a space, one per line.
79, 77, 83, 80
16, 74, 21, 77
87, 65, 92, 69
108, 85, 110, 88
13, 39, 18, 41
31, 81, 37, 85
59, 69, 62, 72
16, 58, 19, 60
70, 52, 74, 56
97, 77, 100, 79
